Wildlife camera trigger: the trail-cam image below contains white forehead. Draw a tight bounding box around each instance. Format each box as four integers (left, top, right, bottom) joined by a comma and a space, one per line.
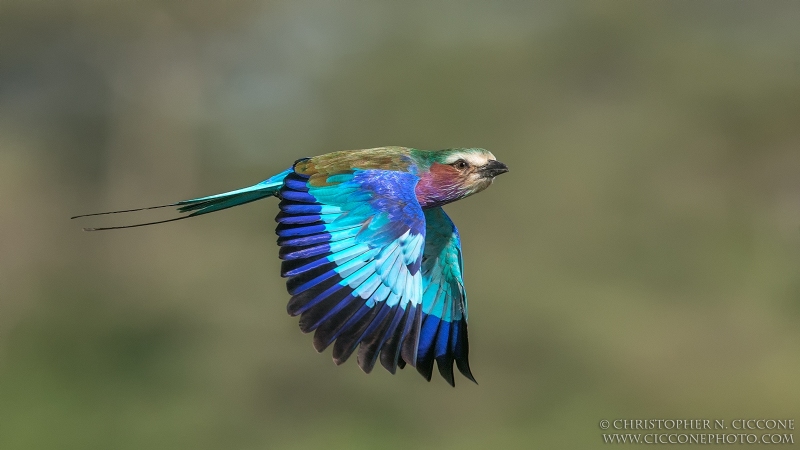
442, 149, 496, 166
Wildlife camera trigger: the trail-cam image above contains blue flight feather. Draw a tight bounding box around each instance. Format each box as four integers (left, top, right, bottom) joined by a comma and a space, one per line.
276, 169, 426, 373
415, 207, 475, 385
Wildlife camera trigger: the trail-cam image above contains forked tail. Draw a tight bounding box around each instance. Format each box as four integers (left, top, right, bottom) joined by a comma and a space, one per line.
72, 169, 292, 231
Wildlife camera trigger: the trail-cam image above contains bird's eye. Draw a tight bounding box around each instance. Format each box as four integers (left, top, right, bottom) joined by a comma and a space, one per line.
452, 159, 469, 171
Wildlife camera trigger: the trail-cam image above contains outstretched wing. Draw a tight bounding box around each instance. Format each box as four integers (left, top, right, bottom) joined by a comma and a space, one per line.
416, 207, 476, 386
276, 162, 426, 375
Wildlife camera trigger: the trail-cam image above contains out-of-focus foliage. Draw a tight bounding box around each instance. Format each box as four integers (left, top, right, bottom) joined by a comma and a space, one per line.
1, 1, 799, 448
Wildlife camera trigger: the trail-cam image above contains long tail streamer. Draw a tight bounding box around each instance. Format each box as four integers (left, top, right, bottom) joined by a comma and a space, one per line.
72, 169, 292, 231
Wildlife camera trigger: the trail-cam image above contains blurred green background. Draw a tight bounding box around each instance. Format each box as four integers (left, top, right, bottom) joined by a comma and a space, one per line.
2, 1, 799, 448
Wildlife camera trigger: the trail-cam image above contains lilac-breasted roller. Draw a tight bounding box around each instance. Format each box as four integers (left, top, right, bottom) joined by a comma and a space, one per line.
74, 147, 509, 386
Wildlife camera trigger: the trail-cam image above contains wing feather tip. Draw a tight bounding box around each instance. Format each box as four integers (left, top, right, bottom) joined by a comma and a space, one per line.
312, 336, 327, 353
437, 360, 456, 387
457, 360, 478, 385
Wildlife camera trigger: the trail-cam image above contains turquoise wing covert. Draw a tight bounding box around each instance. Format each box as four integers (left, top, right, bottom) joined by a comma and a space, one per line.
276, 162, 426, 375
417, 207, 476, 386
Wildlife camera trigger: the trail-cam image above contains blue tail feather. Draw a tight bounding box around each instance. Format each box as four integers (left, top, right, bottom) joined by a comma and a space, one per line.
176, 168, 292, 217
73, 168, 292, 231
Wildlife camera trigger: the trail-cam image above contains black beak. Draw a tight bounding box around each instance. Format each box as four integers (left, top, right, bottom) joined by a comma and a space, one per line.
479, 160, 509, 178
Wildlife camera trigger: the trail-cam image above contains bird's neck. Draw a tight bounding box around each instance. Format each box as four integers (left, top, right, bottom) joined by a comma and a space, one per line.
415, 163, 467, 208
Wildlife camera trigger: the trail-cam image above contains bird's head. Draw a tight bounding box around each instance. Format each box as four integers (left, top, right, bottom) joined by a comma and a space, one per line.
413, 148, 508, 208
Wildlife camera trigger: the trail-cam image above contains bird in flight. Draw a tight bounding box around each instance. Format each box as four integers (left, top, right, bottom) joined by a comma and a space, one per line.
74, 147, 508, 386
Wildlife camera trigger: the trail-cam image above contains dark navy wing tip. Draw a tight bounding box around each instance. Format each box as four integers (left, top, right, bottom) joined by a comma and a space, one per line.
416, 361, 435, 382
457, 359, 478, 384
436, 357, 456, 387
